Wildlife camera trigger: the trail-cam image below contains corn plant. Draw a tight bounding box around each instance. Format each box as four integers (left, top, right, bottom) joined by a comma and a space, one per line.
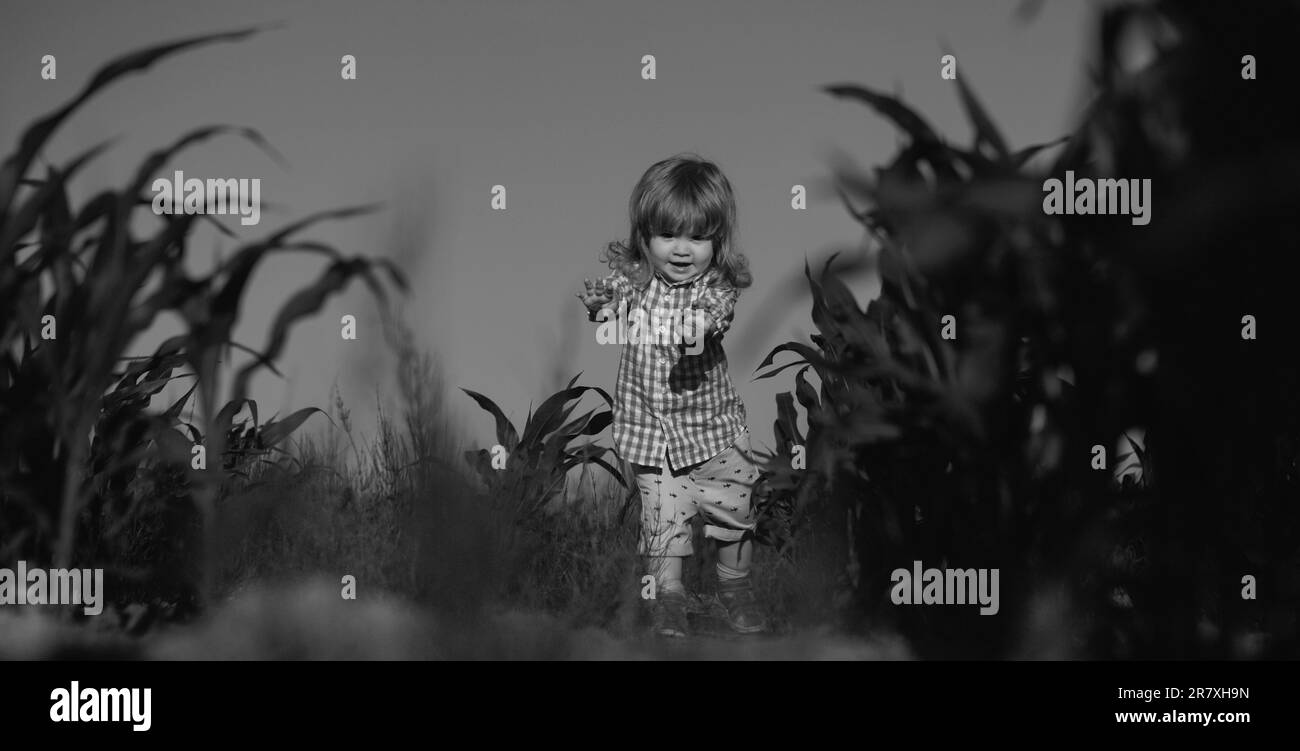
756, 0, 1300, 657
0, 27, 408, 613
755, 65, 1077, 655
462, 373, 627, 524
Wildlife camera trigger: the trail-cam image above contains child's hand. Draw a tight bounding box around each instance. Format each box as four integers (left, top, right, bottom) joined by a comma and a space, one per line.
575, 277, 614, 311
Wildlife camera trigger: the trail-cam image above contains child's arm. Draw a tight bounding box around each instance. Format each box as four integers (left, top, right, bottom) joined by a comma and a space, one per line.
694, 284, 739, 337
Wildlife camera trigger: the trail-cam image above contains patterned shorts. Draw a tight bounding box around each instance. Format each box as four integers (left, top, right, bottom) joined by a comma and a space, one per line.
632, 427, 760, 557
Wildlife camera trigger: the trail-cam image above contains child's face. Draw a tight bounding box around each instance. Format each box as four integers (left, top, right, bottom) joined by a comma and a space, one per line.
648, 229, 713, 283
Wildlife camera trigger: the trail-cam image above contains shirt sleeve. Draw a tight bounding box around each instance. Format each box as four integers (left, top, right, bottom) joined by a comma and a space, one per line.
694, 283, 739, 337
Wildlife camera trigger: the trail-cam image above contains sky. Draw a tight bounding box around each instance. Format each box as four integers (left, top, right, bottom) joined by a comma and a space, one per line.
2, 0, 1091, 473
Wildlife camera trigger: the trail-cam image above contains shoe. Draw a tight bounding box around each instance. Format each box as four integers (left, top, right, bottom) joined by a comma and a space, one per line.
683, 591, 723, 616
650, 589, 690, 638
714, 577, 767, 634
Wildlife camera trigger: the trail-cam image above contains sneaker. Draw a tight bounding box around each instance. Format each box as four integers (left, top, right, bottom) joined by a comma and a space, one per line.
650, 590, 690, 638
714, 577, 768, 634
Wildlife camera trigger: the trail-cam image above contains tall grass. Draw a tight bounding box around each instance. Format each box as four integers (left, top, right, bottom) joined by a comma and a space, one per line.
206, 317, 881, 652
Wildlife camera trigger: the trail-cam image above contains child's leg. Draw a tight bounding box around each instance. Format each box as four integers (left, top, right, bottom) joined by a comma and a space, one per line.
684, 427, 767, 632
644, 554, 684, 594
686, 427, 760, 562
716, 534, 753, 577
633, 452, 697, 593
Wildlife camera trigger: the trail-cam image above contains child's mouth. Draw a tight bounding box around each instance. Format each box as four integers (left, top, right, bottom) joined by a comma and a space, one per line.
670, 262, 692, 270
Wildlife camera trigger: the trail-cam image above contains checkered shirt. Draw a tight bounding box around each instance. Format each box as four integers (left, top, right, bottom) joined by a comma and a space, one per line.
587, 265, 748, 469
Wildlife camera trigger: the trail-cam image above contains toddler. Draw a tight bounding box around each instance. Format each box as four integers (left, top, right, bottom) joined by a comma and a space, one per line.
575, 154, 765, 637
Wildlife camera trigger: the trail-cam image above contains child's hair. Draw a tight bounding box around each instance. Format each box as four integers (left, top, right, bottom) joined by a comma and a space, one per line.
600, 153, 752, 292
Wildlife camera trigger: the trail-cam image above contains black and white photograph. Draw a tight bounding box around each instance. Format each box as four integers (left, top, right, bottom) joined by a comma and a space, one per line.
0, 0, 1295, 732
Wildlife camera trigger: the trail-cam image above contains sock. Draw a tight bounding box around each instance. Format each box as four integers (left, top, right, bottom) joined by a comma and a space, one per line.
716, 562, 749, 581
